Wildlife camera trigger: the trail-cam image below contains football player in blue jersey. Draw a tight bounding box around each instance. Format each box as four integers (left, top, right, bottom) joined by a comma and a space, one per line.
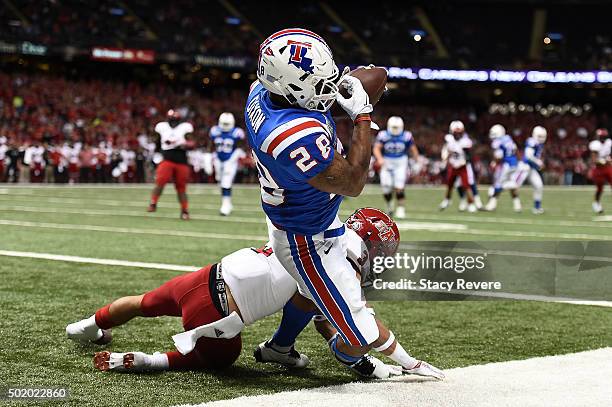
209, 112, 246, 216
373, 116, 420, 218
244, 28, 399, 377
515, 126, 547, 214
484, 124, 523, 212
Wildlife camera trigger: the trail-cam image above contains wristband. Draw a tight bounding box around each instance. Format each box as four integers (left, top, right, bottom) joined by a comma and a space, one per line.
373, 331, 395, 352
354, 114, 371, 125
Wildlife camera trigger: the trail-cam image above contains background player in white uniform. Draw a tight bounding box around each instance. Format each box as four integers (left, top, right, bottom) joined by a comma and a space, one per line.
485, 124, 523, 212
516, 126, 547, 214
439, 127, 477, 212
373, 116, 420, 218
448, 121, 483, 210
0, 136, 7, 181
66, 208, 443, 380
588, 128, 612, 214
209, 112, 246, 216
148, 109, 194, 219
23, 140, 47, 182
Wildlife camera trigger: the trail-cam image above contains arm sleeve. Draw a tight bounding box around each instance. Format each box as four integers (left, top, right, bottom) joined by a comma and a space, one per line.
274, 132, 335, 182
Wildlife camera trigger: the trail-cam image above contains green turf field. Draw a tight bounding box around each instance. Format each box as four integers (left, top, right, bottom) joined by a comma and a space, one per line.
0, 184, 610, 407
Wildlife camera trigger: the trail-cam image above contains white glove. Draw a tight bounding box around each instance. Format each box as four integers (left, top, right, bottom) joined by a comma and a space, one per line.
336, 76, 373, 121
348, 354, 403, 379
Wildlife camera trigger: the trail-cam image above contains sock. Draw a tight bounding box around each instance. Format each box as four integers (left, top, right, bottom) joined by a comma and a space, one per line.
270, 300, 315, 351
396, 190, 405, 201
329, 334, 360, 364
387, 342, 418, 370
494, 187, 502, 195
146, 352, 170, 370
94, 304, 115, 330
180, 199, 188, 212
222, 188, 232, 197
470, 183, 479, 196
535, 200, 542, 209
456, 186, 465, 198
150, 194, 159, 205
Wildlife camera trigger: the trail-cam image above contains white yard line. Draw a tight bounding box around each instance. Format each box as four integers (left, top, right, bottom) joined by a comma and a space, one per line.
0, 195, 263, 213
399, 243, 612, 263
0, 219, 267, 242
0, 250, 198, 272
0, 205, 265, 224
396, 222, 468, 232
176, 348, 612, 407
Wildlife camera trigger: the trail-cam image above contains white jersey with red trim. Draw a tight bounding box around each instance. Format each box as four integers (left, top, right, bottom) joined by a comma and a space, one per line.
444, 134, 471, 168
221, 229, 367, 326
155, 122, 193, 151
24, 145, 46, 167
589, 139, 612, 162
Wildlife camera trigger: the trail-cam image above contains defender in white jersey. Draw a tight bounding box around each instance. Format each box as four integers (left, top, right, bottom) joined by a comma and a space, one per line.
373, 116, 420, 218
23, 141, 47, 183
588, 128, 612, 214
66, 208, 443, 380
439, 123, 477, 212
209, 112, 246, 216
148, 109, 194, 220
0, 136, 7, 181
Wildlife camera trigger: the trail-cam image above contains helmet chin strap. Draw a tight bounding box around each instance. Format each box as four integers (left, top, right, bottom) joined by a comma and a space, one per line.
272, 80, 298, 106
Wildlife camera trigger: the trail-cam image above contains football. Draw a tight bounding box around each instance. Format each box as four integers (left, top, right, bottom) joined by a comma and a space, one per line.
340, 66, 388, 105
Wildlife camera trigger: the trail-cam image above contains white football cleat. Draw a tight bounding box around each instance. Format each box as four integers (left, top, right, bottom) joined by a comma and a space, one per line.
467, 203, 477, 213
592, 201, 603, 214
403, 360, 445, 380
484, 197, 497, 211
93, 351, 149, 372
254, 340, 310, 368
395, 206, 406, 219
220, 198, 233, 216
439, 199, 450, 211
532, 207, 544, 215
474, 195, 483, 210
458, 199, 467, 212
513, 197, 522, 213
66, 318, 112, 345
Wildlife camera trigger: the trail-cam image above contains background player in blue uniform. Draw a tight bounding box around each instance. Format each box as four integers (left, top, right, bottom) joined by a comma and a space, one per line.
209, 112, 245, 216
244, 28, 402, 379
373, 116, 420, 218
516, 126, 547, 214
485, 124, 523, 212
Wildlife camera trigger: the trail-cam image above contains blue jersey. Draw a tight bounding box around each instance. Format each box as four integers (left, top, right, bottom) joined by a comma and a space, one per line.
375, 130, 414, 158
244, 82, 342, 235
491, 134, 518, 167
522, 137, 544, 169
209, 126, 245, 161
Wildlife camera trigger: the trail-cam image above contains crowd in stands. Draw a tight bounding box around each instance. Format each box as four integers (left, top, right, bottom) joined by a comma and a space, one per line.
1, 71, 606, 186
1, 0, 610, 69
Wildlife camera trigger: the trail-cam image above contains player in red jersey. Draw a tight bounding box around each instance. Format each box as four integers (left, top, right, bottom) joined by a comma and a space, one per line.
147, 109, 194, 220
588, 128, 612, 214
66, 208, 443, 380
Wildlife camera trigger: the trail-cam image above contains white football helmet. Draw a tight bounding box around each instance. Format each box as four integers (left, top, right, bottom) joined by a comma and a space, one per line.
218, 112, 235, 132
449, 120, 465, 135
387, 116, 404, 136
532, 126, 547, 143
257, 28, 342, 112
489, 124, 506, 139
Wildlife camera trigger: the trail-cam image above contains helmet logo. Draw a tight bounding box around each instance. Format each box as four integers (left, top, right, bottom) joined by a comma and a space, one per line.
264, 47, 274, 56
374, 220, 394, 242
287, 40, 314, 74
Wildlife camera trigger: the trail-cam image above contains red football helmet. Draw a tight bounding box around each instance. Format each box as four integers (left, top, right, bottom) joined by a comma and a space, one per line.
595, 128, 609, 139
345, 207, 400, 260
